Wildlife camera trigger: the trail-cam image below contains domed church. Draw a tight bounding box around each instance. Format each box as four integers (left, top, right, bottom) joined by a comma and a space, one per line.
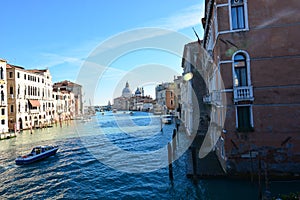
122, 82, 132, 98
113, 81, 132, 111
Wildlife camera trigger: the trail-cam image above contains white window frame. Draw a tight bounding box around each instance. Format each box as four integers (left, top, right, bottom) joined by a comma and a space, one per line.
232, 50, 251, 87
229, 0, 249, 31
235, 104, 254, 129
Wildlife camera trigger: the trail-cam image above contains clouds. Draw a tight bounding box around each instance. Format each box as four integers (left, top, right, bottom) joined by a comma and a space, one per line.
148, 3, 204, 31
38, 53, 83, 68
37, 3, 203, 70
31, 2, 203, 105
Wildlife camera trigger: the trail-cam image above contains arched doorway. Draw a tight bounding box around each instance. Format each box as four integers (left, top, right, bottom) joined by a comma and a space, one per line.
18, 118, 23, 130
34, 116, 38, 128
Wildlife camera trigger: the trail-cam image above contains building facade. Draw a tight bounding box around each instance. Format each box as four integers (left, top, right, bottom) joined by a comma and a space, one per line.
130, 88, 153, 111
173, 76, 182, 117
6, 65, 54, 131
53, 80, 83, 117
155, 82, 176, 114
113, 82, 132, 111
0, 59, 8, 133
202, 0, 300, 175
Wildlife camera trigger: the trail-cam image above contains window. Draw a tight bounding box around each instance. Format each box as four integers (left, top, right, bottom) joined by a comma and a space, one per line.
10, 105, 14, 113
233, 53, 247, 87
9, 71, 13, 78
1, 119, 5, 125
24, 74, 26, 80
1, 108, 4, 115
236, 105, 253, 131
0, 67, 3, 79
1, 91, 4, 101
231, 0, 246, 30
9, 86, 13, 95
17, 72, 20, 78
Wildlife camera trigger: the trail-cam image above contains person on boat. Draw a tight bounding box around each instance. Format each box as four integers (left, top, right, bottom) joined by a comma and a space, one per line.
36, 149, 41, 154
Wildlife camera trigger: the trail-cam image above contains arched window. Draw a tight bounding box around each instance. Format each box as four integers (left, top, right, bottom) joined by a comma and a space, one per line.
232, 51, 254, 131
233, 53, 247, 87
230, 0, 246, 30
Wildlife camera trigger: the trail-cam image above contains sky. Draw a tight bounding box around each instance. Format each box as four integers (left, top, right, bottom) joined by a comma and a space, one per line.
0, 0, 204, 105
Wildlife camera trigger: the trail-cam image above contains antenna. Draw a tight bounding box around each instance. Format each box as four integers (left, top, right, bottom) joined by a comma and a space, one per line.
192, 27, 201, 45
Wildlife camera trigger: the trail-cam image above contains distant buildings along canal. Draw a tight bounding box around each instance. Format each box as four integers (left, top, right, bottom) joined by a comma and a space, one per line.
113, 82, 155, 112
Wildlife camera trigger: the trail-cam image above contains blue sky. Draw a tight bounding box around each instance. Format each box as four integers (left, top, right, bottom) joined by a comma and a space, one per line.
0, 0, 204, 105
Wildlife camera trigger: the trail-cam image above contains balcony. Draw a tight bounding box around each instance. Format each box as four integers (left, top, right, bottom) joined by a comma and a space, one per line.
203, 91, 223, 106
29, 109, 39, 114
233, 86, 254, 103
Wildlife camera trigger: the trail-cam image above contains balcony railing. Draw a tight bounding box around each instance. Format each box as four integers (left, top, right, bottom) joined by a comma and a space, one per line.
233, 86, 254, 103
203, 94, 212, 103
29, 109, 39, 114
203, 91, 222, 105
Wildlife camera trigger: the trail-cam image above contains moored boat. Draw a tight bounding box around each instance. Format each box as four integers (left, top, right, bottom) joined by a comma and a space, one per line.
15, 145, 58, 165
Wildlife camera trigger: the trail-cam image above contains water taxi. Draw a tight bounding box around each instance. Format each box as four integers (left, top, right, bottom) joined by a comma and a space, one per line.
15, 145, 59, 165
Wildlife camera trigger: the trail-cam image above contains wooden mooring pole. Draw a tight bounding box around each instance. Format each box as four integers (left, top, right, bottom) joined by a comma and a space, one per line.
168, 142, 173, 180
172, 129, 177, 158
191, 147, 198, 182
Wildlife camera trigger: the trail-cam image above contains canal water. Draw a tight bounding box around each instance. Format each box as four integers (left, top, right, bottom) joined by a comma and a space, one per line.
0, 111, 299, 199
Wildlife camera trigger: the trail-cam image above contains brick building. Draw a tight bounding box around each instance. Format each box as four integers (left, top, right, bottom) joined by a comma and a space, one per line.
202, 0, 300, 175
155, 82, 176, 114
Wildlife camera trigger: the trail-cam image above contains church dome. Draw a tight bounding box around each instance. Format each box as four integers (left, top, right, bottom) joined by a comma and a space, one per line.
122, 82, 132, 98
135, 87, 141, 96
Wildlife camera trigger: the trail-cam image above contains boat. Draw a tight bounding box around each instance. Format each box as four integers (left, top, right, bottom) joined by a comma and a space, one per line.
161, 115, 173, 124
15, 145, 59, 165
